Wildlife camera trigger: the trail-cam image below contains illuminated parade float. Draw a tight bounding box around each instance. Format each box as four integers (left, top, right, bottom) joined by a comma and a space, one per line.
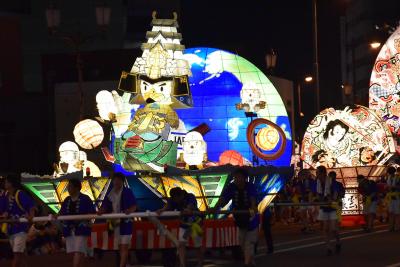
21, 12, 293, 251
370, 26, 400, 142
300, 27, 400, 223
302, 105, 395, 169
15, 9, 400, 255
300, 104, 395, 224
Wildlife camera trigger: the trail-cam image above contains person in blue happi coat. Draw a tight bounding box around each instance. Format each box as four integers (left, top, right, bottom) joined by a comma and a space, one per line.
3, 174, 36, 267
99, 172, 137, 267
212, 168, 259, 267
59, 178, 95, 267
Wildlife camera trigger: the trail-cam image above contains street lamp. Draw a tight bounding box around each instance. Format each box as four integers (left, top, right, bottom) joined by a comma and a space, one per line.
368, 22, 398, 51
297, 75, 313, 145
369, 42, 382, 49
304, 76, 313, 83
297, 76, 313, 118
265, 49, 277, 74
312, 0, 320, 113
45, 3, 111, 120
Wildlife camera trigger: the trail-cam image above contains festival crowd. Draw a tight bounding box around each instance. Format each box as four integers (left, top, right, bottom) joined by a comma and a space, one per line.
0, 166, 399, 267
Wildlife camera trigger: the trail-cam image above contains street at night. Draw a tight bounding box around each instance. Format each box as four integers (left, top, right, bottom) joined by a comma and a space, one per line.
1, 0, 400, 267
2, 223, 400, 267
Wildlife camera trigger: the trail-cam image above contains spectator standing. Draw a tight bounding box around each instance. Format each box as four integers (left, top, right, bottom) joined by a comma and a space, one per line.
98, 172, 137, 267
329, 171, 345, 250
212, 168, 259, 267
357, 175, 378, 232
3, 174, 36, 267
316, 167, 341, 255
0, 176, 13, 260
157, 187, 203, 267
262, 207, 273, 254
386, 166, 400, 231
0, 177, 7, 233
59, 179, 95, 267
376, 177, 388, 223
297, 170, 316, 233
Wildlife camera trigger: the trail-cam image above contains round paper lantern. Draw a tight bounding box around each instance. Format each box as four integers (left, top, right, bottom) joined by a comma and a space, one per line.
73, 119, 104, 149
256, 126, 280, 151
369, 27, 400, 137
301, 105, 395, 169
219, 150, 244, 166
83, 160, 101, 177
59, 141, 79, 164
96, 90, 117, 121
247, 118, 287, 161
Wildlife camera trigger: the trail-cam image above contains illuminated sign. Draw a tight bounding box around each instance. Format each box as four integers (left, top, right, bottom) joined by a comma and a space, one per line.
301, 105, 395, 169
369, 27, 400, 138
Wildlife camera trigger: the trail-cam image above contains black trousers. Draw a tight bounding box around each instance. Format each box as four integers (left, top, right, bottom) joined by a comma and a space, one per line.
262, 216, 273, 252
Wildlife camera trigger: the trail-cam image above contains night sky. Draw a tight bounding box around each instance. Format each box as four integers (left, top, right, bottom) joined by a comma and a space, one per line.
180, 0, 346, 131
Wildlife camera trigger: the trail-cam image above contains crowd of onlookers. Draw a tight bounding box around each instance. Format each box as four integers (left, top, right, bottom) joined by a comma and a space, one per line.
1, 165, 400, 267
271, 166, 400, 233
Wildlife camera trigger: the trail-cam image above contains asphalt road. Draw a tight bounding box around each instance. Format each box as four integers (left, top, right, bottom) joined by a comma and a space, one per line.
222, 223, 400, 267
1, 223, 399, 267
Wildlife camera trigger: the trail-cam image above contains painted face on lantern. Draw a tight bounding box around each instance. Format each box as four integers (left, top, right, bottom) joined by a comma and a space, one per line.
318, 153, 336, 168
323, 119, 349, 148
140, 80, 173, 104
312, 150, 336, 169
360, 147, 377, 165
329, 125, 347, 146
183, 132, 205, 154
183, 131, 206, 166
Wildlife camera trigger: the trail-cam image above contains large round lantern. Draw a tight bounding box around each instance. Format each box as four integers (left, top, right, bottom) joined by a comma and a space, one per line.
219, 150, 245, 166
369, 27, 400, 138
73, 119, 104, 149
301, 105, 395, 169
256, 126, 280, 151
247, 118, 287, 161
83, 160, 101, 177
59, 141, 79, 164
96, 90, 117, 121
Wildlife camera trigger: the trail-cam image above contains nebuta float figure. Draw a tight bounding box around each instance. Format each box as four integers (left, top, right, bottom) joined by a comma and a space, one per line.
115, 12, 192, 173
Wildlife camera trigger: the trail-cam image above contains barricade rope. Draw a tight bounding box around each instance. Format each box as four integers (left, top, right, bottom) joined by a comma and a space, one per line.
0, 202, 334, 223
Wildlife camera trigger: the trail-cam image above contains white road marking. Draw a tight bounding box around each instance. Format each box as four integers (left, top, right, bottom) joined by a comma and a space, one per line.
257, 224, 388, 251
256, 229, 388, 256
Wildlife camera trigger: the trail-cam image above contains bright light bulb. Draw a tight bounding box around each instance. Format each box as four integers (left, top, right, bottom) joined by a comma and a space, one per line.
305, 76, 313, 83
370, 42, 381, 49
